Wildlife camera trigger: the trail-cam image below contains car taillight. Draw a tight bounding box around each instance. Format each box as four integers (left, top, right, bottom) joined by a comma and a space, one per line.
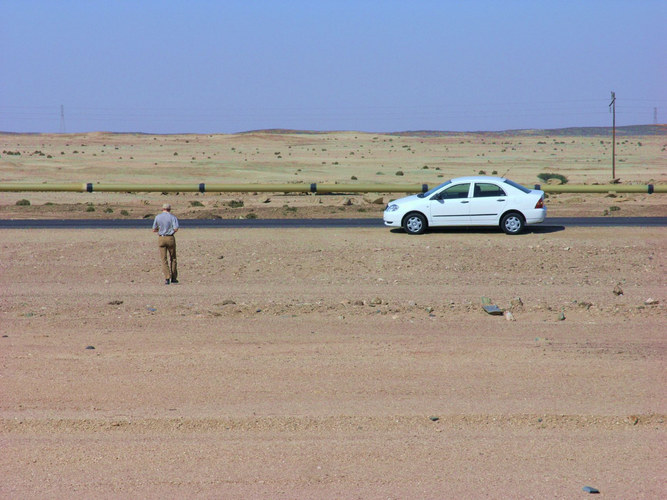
535, 197, 544, 209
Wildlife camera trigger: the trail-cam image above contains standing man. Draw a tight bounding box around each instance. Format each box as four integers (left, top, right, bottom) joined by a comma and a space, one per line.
152, 203, 179, 285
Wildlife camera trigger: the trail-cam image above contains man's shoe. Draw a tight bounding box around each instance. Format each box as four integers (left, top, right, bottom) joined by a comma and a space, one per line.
165, 279, 170, 285
171, 279, 179, 284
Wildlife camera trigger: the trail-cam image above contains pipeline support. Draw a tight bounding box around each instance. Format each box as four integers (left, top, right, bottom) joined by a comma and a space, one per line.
0, 182, 664, 194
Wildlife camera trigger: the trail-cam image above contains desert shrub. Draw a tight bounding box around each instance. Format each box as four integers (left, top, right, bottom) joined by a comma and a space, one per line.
609, 206, 620, 212
395, 170, 404, 176
537, 172, 569, 184
104, 208, 113, 213
16, 199, 30, 206
190, 200, 204, 207
86, 206, 95, 212
478, 170, 486, 175
245, 212, 257, 219
120, 210, 129, 216
351, 175, 358, 180
227, 200, 244, 208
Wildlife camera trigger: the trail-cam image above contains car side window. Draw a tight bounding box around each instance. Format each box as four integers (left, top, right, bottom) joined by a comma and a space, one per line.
438, 183, 470, 199
473, 183, 506, 198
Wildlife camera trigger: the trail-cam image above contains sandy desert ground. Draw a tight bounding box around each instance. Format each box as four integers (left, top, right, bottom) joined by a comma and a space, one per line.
1, 130, 666, 498
1, 128, 666, 219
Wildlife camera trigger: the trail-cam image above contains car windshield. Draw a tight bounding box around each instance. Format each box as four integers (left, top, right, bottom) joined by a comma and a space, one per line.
503, 179, 531, 193
418, 180, 451, 198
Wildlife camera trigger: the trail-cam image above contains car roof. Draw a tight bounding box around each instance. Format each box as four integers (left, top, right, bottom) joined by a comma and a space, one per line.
449, 176, 506, 183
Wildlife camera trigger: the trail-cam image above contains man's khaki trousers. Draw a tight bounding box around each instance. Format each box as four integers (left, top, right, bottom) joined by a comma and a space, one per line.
158, 235, 177, 280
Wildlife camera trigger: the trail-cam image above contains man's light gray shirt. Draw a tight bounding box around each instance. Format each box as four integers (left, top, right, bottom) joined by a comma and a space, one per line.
153, 212, 179, 236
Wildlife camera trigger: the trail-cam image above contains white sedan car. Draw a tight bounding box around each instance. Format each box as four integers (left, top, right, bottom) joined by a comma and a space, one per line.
383, 176, 546, 235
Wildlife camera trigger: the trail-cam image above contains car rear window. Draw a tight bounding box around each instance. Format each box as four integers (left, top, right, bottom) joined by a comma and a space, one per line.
474, 183, 506, 197
503, 179, 531, 193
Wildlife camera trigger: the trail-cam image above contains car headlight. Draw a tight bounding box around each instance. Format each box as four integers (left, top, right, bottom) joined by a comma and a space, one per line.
385, 204, 399, 212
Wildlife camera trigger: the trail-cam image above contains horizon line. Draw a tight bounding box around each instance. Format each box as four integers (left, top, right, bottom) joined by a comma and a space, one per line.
1, 124, 664, 136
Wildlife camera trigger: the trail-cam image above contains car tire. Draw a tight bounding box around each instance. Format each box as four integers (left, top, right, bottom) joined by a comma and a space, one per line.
501, 212, 525, 235
403, 212, 427, 235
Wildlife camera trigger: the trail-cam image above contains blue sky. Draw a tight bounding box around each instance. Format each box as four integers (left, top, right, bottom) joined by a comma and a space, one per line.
2, 0, 665, 133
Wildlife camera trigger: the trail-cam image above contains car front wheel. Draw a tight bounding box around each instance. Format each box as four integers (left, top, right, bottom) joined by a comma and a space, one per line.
501, 212, 525, 235
403, 212, 427, 235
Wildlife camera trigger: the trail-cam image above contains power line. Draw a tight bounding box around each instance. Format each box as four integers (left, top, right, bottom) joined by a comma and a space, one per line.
1, 97, 663, 133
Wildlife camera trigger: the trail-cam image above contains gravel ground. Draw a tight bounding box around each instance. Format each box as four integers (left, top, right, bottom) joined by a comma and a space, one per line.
1, 226, 665, 498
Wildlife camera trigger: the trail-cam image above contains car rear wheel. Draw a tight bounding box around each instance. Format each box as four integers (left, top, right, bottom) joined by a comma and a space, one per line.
501, 212, 525, 235
403, 212, 427, 235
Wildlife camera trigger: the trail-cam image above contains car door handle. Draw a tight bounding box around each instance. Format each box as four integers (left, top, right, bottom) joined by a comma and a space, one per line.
461, 200, 469, 203
496, 199, 505, 202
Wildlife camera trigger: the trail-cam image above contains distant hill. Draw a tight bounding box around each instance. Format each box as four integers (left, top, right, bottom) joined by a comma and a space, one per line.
387, 125, 666, 137
2, 124, 664, 137
243, 125, 665, 137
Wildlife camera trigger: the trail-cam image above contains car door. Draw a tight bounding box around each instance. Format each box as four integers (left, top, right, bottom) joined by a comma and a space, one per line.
468, 182, 507, 225
428, 182, 471, 226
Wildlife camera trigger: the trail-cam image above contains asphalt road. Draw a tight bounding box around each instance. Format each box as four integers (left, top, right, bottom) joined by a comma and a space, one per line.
0, 217, 665, 229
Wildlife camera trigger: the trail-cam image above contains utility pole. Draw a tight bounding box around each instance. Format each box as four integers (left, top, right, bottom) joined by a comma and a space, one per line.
654, 107, 658, 125
609, 92, 616, 180
59, 105, 66, 133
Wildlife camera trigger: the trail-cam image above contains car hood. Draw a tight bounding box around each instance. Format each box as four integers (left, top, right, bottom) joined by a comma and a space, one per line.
389, 193, 422, 206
